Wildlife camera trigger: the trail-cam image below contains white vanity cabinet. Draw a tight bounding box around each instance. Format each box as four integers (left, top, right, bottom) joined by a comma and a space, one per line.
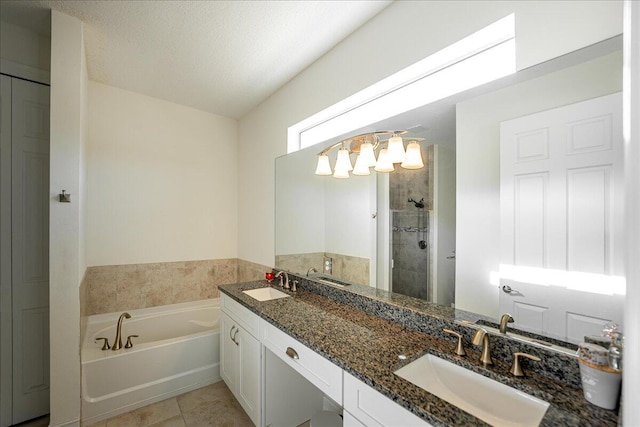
344, 372, 433, 427
220, 295, 261, 426
261, 320, 343, 404
220, 291, 435, 427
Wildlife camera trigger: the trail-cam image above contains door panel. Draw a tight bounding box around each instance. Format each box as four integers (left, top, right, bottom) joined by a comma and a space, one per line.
11, 78, 50, 424
499, 93, 624, 344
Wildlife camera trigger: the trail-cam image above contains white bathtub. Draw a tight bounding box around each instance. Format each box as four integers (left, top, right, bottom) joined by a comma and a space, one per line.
81, 299, 220, 424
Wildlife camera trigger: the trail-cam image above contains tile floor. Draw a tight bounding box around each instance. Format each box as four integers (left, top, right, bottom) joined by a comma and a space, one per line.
84, 381, 253, 427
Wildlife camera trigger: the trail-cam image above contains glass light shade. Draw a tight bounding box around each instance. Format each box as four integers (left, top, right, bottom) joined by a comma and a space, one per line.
374, 148, 394, 172
401, 142, 424, 169
359, 142, 377, 167
334, 147, 353, 172
352, 153, 371, 176
314, 154, 332, 175
387, 135, 405, 163
333, 167, 350, 178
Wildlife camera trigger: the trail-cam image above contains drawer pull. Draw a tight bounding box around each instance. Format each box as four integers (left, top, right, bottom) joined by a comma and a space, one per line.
229, 325, 236, 342
286, 347, 299, 360
232, 328, 239, 346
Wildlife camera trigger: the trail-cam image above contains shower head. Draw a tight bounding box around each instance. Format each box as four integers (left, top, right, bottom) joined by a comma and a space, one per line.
408, 197, 425, 209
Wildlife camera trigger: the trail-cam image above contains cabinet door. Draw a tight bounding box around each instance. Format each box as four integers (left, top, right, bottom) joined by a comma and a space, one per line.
220, 311, 238, 393
343, 410, 367, 427
236, 326, 260, 426
344, 372, 432, 427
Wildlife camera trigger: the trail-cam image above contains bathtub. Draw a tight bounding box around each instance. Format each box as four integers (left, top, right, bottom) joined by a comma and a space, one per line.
81, 299, 220, 424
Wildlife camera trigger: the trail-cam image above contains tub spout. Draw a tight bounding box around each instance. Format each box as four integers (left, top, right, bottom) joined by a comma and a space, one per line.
112, 312, 131, 350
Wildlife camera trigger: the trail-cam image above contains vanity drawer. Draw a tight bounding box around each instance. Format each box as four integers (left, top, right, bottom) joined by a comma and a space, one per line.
261, 320, 343, 404
221, 293, 260, 338
344, 372, 432, 427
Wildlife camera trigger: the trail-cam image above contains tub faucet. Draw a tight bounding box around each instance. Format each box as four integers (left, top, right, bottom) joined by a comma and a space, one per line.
499, 313, 514, 334
472, 328, 493, 366
275, 271, 290, 290
112, 312, 131, 350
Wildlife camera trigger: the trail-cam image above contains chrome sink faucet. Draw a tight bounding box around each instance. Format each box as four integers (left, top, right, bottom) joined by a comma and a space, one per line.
112, 312, 131, 350
275, 271, 290, 290
472, 328, 493, 365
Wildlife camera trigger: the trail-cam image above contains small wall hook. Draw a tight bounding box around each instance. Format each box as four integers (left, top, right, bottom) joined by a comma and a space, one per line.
59, 190, 71, 203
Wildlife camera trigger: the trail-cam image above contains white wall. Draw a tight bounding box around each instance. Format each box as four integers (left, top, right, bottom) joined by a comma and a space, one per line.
275, 148, 325, 255
455, 51, 623, 317
87, 82, 238, 266
49, 10, 87, 427
324, 174, 375, 259
0, 21, 50, 71
237, 0, 623, 268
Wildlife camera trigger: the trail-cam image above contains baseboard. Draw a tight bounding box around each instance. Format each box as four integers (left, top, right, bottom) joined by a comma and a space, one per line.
49, 418, 80, 427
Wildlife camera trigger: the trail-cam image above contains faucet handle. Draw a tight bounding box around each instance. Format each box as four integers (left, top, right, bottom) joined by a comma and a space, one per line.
125, 335, 139, 349
95, 337, 111, 351
291, 280, 299, 292
443, 329, 466, 356
510, 352, 541, 377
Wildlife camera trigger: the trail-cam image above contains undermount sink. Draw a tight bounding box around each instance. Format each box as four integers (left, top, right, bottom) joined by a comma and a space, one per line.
394, 354, 549, 427
242, 287, 290, 302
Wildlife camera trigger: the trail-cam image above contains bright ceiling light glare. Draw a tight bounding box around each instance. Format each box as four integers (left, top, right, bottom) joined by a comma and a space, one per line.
401, 142, 424, 169
374, 148, 394, 172
314, 154, 332, 175
387, 134, 406, 163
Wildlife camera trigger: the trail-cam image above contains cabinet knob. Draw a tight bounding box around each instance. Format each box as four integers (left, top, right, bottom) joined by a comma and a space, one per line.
286, 347, 299, 360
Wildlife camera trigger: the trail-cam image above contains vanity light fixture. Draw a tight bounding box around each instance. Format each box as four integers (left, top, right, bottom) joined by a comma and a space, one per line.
314, 131, 424, 178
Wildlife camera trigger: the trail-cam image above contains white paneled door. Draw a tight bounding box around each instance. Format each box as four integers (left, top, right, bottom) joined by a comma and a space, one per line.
0, 75, 50, 426
499, 93, 624, 344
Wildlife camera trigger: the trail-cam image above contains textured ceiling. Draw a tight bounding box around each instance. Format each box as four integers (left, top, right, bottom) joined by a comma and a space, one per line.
0, 0, 391, 119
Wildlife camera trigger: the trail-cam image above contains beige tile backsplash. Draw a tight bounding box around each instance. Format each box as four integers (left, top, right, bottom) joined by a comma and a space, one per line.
275, 252, 370, 286
84, 258, 272, 316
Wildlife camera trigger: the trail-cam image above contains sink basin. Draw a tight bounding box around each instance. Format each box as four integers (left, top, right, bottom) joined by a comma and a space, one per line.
394, 354, 549, 427
242, 287, 290, 302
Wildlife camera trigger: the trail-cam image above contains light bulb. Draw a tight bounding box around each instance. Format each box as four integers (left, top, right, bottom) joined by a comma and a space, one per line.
314, 154, 332, 175
374, 148, 394, 172
333, 167, 350, 178
334, 147, 353, 172
352, 153, 371, 176
401, 142, 424, 169
359, 142, 377, 167
387, 135, 405, 163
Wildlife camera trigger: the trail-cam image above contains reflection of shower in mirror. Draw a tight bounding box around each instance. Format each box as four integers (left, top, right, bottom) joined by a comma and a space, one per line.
408, 197, 424, 209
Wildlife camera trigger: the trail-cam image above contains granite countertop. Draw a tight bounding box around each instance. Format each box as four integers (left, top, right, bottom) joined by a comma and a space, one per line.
219, 280, 618, 427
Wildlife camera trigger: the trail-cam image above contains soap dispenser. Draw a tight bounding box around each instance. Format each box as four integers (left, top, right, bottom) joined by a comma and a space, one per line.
577, 324, 623, 410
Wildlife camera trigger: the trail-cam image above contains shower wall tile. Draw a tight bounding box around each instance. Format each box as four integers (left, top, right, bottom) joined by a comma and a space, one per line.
85, 259, 240, 315
389, 143, 434, 210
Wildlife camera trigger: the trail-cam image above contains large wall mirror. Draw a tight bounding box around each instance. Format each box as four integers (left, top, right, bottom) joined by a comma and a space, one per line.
275, 36, 624, 346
